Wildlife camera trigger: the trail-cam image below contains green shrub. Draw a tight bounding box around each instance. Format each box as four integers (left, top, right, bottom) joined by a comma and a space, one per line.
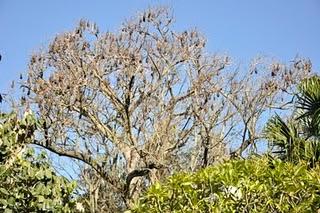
0, 112, 77, 212
131, 157, 320, 213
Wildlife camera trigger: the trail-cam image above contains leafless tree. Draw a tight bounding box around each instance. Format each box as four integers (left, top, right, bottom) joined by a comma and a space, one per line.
23, 7, 312, 211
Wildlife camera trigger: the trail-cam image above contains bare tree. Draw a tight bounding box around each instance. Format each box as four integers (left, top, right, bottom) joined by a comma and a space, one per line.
23, 7, 312, 211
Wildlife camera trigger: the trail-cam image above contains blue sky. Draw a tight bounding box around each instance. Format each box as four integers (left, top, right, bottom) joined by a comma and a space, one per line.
0, 0, 319, 93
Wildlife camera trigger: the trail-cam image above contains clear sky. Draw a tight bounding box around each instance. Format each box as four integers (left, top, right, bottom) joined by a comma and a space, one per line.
0, 0, 319, 93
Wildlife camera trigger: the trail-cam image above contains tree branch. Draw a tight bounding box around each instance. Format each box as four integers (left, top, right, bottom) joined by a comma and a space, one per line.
124, 163, 160, 197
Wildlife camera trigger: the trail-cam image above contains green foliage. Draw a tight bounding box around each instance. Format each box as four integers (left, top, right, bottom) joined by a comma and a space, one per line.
297, 76, 320, 137
0, 112, 77, 212
264, 76, 320, 167
297, 76, 320, 121
264, 114, 300, 161
131, 157, 320, 213
263, 114, 317, 164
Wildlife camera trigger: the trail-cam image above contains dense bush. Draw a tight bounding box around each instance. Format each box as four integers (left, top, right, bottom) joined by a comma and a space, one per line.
0, 112, 77, 212
131, 157, 320, 212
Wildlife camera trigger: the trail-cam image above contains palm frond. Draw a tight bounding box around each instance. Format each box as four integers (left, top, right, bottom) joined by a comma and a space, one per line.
264, 114, 299, 160
264, 76, 320, 165
305, 140, 320, 168
296, 76, 320, 120
296, 76, 320, 138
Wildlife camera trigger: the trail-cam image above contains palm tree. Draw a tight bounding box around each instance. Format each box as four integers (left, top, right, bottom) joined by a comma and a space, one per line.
264, 76, 320, 167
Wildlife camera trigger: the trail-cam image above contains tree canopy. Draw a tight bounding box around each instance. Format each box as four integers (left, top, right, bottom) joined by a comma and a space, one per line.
0, 5, 314, 212
20, 7, 313, 210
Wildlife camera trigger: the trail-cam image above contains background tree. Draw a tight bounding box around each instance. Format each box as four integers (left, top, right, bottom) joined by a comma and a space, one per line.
23, 7, 312, 211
